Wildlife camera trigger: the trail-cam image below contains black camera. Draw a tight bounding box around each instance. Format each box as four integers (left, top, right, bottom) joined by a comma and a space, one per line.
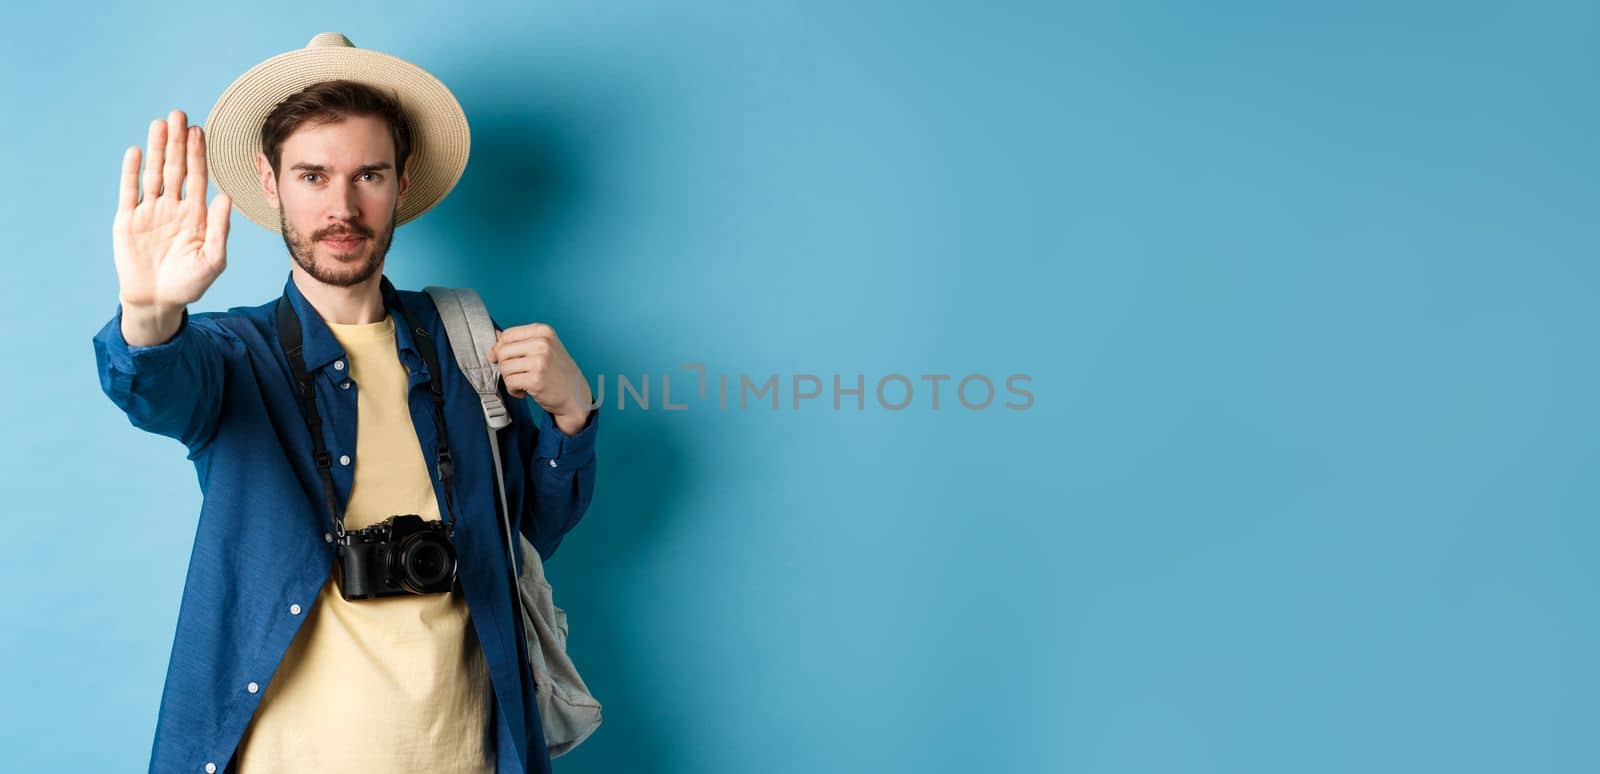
336, 514, 458, 600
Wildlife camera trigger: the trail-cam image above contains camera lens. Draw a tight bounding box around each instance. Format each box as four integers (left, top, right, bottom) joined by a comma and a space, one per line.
397, 532, 456, 593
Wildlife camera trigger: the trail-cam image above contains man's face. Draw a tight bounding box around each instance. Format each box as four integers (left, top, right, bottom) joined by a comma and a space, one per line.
256, 115, 410, 288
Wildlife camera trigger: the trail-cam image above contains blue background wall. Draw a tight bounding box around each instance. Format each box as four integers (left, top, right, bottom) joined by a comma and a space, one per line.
2, 1, 1595, 771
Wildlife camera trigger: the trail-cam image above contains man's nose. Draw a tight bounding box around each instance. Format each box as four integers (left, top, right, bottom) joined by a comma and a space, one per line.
327, 179, 362, 221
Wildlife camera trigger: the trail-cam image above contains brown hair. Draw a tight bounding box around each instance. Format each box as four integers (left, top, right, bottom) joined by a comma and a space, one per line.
259, 79, 414, 179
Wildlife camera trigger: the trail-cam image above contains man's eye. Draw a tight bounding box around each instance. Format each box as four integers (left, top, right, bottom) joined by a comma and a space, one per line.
359, 172, 381, 182
301, 173, 322, 183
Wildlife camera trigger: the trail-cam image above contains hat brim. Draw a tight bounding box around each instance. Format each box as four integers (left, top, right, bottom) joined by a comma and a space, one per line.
204, 44, 470, 234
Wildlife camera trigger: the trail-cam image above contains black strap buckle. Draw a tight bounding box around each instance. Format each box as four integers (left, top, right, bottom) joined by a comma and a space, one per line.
436, 447, 454, 480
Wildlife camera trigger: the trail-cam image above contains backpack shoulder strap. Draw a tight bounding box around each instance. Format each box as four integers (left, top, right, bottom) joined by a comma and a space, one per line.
424, 286, 511, 430
425, 284, 531, 581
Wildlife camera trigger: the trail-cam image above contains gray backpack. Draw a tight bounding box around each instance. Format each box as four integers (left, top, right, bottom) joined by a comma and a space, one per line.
424, 286, 603, 758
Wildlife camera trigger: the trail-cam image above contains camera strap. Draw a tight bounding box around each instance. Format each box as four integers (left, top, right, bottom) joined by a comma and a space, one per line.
275, 291, 461, 540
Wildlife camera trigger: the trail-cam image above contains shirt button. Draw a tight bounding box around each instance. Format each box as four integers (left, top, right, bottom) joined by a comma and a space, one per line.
333, 360, 345, 370
339, 454, 351, 466
206, 764, 217, 773
340, 380, 352, 390
290, 603, 302, 615
324, 532, 334, 543
247, 681, 260, 694
549, 458, 559, 468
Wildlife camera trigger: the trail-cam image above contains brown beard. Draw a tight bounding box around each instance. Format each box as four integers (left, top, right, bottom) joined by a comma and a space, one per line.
278, 205, 396, 288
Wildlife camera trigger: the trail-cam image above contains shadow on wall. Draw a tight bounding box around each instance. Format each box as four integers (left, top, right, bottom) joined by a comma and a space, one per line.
432, 63, 702, 774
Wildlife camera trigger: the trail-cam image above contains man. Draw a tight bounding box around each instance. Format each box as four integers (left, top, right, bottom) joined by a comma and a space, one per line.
91, 33, 598, 774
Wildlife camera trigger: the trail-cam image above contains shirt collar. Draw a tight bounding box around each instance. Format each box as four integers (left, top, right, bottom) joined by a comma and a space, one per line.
281, 270, 429, 379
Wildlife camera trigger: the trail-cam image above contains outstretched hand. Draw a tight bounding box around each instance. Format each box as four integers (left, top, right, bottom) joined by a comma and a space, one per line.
113, 109, 232, 312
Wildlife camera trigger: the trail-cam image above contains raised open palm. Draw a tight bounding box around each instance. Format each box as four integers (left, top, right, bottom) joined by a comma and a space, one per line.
114, 109, 233, 310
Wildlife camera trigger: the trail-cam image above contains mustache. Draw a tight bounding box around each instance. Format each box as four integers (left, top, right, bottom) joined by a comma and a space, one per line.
315, 224, 374, 241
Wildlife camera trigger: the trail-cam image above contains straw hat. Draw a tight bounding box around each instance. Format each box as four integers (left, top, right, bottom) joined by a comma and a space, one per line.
203, 32, 470, 233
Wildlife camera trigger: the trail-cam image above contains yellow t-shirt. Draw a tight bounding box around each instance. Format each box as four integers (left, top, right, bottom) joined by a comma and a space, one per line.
235, 314, 494, 773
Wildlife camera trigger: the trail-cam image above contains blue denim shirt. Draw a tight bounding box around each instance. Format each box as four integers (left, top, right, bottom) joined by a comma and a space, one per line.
91, 271, 599, 774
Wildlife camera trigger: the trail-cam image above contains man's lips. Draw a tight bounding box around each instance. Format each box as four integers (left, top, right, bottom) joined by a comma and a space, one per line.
321, 235, 367, 248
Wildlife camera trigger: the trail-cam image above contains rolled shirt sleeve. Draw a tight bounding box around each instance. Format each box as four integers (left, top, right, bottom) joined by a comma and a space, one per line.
92, 303, 230, 456
520, 402, 599, 560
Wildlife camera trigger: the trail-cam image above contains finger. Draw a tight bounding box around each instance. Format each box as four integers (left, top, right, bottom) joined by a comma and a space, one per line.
497, 336, 555, 361
492, 339, 552, 365
503, 371, 535, 398
493, 330, 562, 362
496, 322, 555, 345
142, 119, 165, 201
204, 192, 231, 263
184, 125, 207, 203
499, 353, 548, 379
118, 146, 140, 214
495, 351, 530, 376
490, 335, 523, 359
162, 109, 188, 199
